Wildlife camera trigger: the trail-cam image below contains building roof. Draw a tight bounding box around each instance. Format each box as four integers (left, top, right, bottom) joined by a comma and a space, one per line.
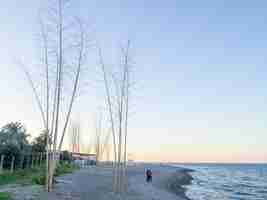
71, 152, 96, 157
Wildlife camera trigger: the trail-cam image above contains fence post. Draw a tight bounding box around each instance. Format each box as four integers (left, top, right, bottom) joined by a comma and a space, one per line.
34, 154, 37, 168
26, 154, 30, 169
0, 155, 5, 174
36, 153, 38, 167
37, 153, 40, 167
10, 156, 15, 173
40, 153, 43, 166
36, 154, 38, 167
20, 154, 25, 169
35, 153, 38, 168
31, 154, 35, 168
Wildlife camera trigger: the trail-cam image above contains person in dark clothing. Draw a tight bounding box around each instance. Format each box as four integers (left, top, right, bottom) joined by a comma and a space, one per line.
146, 169, 152, 183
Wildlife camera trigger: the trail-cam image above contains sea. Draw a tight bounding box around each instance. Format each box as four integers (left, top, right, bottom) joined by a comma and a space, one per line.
175, 164, 267, 200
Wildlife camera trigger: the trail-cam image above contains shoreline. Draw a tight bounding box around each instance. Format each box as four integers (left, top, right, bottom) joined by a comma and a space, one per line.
163, 167, 194, 199
0, 164, 195, 200
127, 163, 195, 200
153, 164, 195, 199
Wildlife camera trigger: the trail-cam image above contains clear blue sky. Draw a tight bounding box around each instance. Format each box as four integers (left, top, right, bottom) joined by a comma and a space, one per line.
0, 0, 267, 162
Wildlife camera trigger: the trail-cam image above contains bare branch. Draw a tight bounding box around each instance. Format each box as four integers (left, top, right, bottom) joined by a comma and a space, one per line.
99, 48, 117, 161
58, 19, 85, 151
19, 62, 47, 127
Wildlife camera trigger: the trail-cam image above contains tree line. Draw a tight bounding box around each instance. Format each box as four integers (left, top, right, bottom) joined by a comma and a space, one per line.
0, 122, 70, 171
0, 122, 45, 170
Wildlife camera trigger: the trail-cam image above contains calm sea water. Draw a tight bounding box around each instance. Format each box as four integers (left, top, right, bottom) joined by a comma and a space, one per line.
177, 164, 267, 200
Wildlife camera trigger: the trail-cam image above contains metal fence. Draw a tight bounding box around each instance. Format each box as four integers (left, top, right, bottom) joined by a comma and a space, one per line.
0, 152, 46, 174
0, 151, 98, 174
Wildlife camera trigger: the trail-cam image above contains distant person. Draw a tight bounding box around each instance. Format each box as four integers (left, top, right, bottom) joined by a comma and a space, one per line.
146, 169, 152, 183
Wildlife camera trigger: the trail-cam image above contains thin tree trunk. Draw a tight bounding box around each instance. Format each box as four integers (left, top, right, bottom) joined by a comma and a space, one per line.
21, 64, 46, 127
41, 20, 51, 191
58, 20, 84, 152
49, 0, 63, 190
118, 42, 129, 193
20, 154, 25, 169
0, 155, 4, 174
122, 41, 130, 193
10, 156, 15, 173
99, 49, 118, 192
40, 153, 43, 166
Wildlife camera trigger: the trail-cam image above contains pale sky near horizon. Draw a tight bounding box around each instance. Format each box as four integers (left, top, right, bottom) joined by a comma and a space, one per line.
0, 0, 267, 163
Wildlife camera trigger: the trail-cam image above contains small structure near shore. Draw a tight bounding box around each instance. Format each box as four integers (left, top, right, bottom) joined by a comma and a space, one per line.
71, 152, 96, 167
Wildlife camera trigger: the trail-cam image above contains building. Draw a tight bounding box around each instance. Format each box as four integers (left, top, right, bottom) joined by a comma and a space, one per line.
71, 152, 96, 166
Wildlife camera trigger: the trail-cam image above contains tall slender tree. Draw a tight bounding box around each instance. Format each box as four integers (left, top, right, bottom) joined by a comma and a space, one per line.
99, 40, 133, 194
21, 0, 90, 191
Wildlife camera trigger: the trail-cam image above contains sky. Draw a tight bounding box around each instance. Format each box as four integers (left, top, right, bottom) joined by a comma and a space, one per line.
0, 0, 267, 163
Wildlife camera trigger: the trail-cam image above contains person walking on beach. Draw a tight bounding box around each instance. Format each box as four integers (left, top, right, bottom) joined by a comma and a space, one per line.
146, 169, 152, 183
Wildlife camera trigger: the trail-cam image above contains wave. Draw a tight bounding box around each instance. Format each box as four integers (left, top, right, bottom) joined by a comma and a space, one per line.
183, 164, 267, 200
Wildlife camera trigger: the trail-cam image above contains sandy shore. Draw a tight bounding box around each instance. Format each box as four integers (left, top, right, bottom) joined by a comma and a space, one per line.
127, 164, 193, 200
2, 164, 193, 200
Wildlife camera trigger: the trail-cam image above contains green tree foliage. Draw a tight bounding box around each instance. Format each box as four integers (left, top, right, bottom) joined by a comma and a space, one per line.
60, 151, 72, 163
31, 132, 47, 153
0, 122, 31, 169
0, 122, 29, 150
0, 122, 73, 170
0, 144, 20, 168
0, 192, 13, 200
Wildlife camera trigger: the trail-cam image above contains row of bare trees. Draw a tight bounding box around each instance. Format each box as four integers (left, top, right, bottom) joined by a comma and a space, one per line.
99, 40, 132, 193
22, 0, 133, 195
68, 117, 110, 164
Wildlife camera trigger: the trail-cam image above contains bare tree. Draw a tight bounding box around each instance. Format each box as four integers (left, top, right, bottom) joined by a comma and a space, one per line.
99, 40, 133, 194
21, 0, 90, 191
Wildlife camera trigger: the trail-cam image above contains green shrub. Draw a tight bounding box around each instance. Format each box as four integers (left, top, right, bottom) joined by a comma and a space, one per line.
32, 174, 46, 185
0, 173, 17, 185
55, 162, 78, 176
0, 166, 46, 186
0, 192, 13, 200
0, 162, 77, 187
